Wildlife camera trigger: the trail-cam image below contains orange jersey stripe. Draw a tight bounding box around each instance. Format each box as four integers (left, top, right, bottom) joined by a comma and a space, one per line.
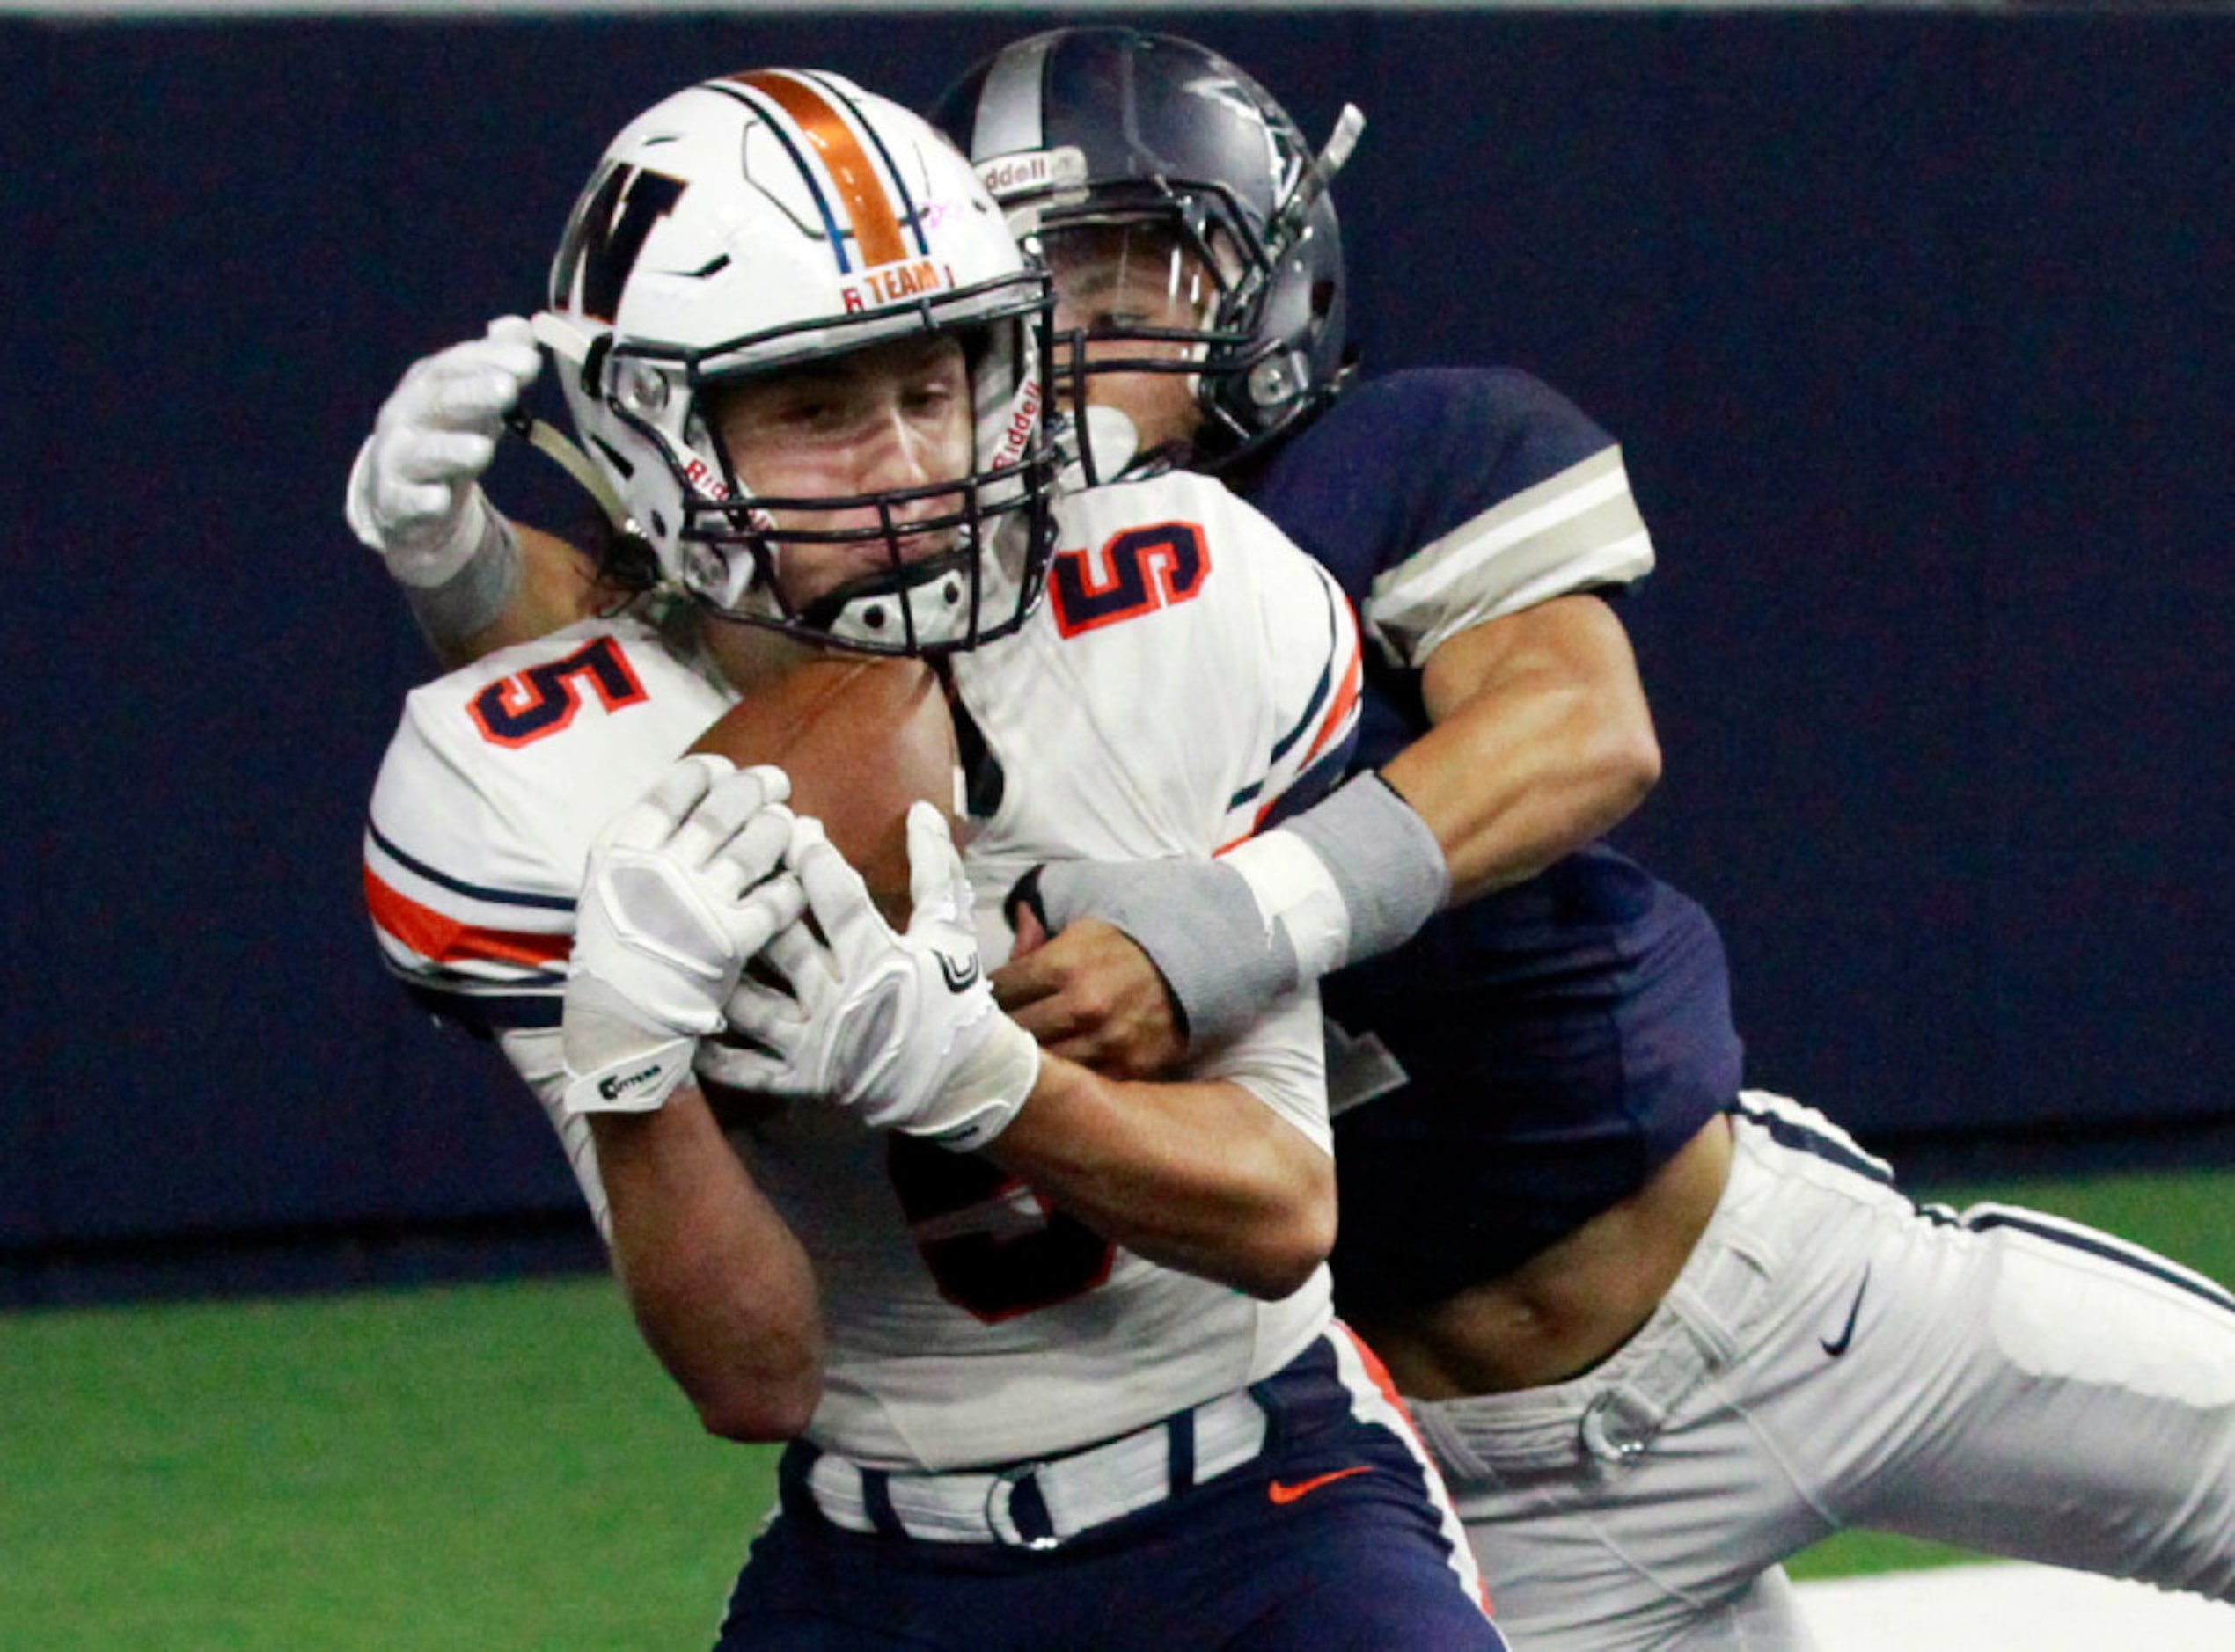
364, 866, 572, 971
735, 70, 908, 268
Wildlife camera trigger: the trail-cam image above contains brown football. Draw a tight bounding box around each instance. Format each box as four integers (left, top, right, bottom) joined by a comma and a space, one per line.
689, 654, 959, 926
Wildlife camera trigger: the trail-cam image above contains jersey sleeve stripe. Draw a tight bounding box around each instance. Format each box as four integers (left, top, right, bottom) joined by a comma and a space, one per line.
365, 818, 575, 911
1364, 447, 1655, 669
1220, 576, 1365, 846
1220, 737, 1358, 852
1267, 576, 1364, 771
365, 866, 574, 970
399, 979, 565, 1035
1299, 638, 1364, 771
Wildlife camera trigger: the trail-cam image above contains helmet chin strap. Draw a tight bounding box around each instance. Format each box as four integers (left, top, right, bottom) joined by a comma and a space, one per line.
798, 545, 981, 650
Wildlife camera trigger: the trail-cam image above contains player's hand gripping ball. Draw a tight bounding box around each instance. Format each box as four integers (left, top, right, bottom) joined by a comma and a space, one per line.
712, 805, 1041, 1151
689, 656, 965, 1128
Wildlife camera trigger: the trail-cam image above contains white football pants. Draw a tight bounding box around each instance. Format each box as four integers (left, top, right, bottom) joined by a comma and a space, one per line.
1411, 1092, 2235, 1652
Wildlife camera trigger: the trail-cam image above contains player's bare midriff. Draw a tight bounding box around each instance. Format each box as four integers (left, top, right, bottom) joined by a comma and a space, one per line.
1349, 1112, 1735, 1399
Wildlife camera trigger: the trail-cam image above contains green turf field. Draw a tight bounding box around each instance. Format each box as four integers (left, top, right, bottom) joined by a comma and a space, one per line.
4, 1166, 2228, 1648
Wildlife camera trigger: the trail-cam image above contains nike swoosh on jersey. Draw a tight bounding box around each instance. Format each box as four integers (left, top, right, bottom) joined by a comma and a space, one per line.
1821, 1265, 1871, 1357
1267, 1466, 1374, 1505
935, 950, 981, 993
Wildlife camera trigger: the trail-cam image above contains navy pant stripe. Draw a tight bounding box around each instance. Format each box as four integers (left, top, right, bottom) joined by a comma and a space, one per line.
1731, 1098, 1893, 1186
1963, 1206, 2235, 1315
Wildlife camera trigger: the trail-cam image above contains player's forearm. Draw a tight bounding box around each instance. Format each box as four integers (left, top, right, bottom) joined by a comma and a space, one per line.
589, 1088, 823, 1443
420, 519, 604, 670
1382, 594, 1660, 903
986, 1061, 1334, 1300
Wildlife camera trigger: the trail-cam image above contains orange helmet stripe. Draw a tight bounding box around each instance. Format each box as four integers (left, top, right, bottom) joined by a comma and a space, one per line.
734, 70, 909, 269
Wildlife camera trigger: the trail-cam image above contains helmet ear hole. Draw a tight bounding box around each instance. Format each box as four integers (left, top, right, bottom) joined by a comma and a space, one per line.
597, 530, 664, 595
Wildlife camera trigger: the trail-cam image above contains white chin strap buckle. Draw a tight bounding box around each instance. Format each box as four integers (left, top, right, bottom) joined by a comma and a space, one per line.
827, 567, 974, 649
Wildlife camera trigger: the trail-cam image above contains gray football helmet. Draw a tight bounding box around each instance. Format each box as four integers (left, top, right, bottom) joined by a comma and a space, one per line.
932, 28, 1361, 479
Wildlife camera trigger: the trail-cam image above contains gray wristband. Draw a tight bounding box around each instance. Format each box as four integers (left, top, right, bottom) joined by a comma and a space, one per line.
1282, 771, 1449, 968
1019, 771, 1445, 1051
1021, 857, 1295, 1049
403, 505, 523, 649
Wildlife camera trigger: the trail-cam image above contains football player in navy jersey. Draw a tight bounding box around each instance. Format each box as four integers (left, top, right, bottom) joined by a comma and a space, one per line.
348, 30, 2235, 1651
930, 26, 2235, 1651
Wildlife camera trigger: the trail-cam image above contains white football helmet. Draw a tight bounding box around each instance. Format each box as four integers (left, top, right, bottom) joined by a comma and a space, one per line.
536, 69, 1058, 654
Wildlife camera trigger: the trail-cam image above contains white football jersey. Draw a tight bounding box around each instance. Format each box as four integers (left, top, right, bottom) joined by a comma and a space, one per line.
363, 471, 1364, 1469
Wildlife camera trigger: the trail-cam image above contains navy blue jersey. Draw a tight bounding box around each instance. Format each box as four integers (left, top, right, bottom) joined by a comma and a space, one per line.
1240, 367, 1746, 1312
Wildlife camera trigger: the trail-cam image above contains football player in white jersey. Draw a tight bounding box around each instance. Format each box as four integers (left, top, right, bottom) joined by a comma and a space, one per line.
360, 69, 1504, 1649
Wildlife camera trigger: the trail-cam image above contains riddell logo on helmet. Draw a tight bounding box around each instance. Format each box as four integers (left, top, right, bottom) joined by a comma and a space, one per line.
682, 454, 731, 500
842, 258, 954, 313
973, 148, 1087, 200
993, 376, 1043, 469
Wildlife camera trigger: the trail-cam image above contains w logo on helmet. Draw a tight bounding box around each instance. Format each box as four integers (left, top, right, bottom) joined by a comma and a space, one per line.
550, 163, 686, 323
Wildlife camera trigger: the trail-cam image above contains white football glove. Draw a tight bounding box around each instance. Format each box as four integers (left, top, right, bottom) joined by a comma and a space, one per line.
562, 757, 804, 1116
714, 803, 1040, 1151
345, 315, 541, 588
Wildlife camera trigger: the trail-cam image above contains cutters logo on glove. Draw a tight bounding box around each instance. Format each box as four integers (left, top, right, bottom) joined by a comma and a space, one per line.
597, 1061, 670, 1104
